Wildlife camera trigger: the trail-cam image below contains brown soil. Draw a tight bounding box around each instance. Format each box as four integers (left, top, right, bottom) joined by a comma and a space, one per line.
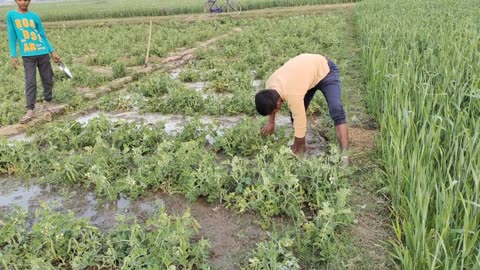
0, 104, 67, 137
72, 50, 95, 65
347, 127, 394, 269
89, 66, 113, 75
347, 188, 392, 269
161, 27, 242, 66
166, 198, 266, 269
349, 127, 377, 150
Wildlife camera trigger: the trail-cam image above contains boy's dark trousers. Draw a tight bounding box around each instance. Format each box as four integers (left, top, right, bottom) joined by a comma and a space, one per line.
22, 54, 54, 110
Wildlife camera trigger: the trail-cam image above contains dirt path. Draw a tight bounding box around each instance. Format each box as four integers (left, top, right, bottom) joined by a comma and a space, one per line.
43, 3, 355, 28
347, 127, 394, 269
0, 104, 68, 137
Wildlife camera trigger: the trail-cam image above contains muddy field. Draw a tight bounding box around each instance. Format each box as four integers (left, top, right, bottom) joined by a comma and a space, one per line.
0, 3, 393, 269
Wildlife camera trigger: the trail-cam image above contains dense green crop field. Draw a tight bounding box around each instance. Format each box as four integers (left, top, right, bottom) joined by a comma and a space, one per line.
0, 0, 359, 21
356, 0, 479, 268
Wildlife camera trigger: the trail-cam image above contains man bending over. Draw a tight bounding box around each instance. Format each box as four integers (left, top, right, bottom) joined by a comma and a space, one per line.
255, 53, 349, 163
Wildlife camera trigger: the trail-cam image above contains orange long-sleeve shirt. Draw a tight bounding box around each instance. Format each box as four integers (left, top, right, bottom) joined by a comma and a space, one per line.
265, 54, 330, 138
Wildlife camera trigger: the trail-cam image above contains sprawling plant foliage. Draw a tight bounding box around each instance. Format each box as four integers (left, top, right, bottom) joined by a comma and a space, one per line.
0, 204, 210, 269
0, 7, 361, 269
1, 115, 352, 268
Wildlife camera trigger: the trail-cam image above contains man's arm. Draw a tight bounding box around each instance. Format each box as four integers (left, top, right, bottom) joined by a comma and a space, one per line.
291, 136, 306, 155
289, 96, 308, 155
260, 97, 282, 136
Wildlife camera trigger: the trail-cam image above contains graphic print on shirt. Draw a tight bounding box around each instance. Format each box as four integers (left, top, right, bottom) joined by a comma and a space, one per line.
14, 18, 46, 53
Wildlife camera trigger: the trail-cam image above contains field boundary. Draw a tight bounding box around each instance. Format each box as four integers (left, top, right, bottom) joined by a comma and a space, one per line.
42, 3, 355, 28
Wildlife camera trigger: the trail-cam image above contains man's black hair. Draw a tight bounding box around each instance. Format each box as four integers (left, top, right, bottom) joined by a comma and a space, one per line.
255, 89, 280, 116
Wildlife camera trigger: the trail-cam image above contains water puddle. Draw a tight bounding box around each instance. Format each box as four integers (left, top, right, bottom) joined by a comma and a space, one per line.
170, 68, 181, 79
75, 111, 102, 125
6, 133, 34, 144
4, 109, 326, 158
75, 111, 292, 137
0, 178, 43, 209
0, 177, 267, 269
252, 80, 263, 89
185, 82, 206, 91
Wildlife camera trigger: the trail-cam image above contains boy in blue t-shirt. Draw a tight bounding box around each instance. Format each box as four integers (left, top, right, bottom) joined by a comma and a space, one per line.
6, 0, 61, 124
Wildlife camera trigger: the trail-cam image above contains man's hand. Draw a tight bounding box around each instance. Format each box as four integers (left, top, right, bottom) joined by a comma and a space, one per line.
291, 136, 306, 155
261, 122, 275, 136
11, 58, 19, 70
51, 52, 60, 63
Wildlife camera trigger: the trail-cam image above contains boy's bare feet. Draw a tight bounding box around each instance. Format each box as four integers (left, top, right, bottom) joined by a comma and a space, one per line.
19, 110, 34, 124
44, 101, 58, 114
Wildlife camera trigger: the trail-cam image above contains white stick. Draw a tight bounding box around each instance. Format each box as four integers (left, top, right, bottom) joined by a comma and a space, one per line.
145, 20, 153, 66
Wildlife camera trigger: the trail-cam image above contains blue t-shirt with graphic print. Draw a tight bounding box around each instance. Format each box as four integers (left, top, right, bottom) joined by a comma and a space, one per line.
6, 10, 54, 58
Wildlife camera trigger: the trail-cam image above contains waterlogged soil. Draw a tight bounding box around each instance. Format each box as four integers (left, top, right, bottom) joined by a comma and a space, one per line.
75, 110, 328, 155
76, 111, 252, 136
9, 108, 329, 157
1, 4, 395, 267
1, 112, 329, 269
0, 177, 266, 269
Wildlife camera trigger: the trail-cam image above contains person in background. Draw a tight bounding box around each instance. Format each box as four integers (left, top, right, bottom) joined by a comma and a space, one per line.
6, 0, 61, 124
255, 53, 350, 164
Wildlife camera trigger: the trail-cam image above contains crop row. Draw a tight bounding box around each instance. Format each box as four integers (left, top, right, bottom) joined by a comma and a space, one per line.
109, 13, 359, 120
0, 115, 352, 268
355, 0, 479, 268
0, 0, 360, 22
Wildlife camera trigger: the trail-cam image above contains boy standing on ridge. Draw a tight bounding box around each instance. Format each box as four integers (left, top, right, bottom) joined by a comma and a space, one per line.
255, 53, 349, 164
6, 0, 61, 124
